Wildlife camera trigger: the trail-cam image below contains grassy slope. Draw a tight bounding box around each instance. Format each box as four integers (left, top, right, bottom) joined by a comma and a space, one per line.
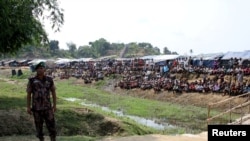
0, 68, 246, 140
0, 69, 157, 140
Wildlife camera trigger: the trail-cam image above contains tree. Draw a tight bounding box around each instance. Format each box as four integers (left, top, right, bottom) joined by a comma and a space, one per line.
67, 42, 77, 58
49, 40, 59, 54
0, 0, 64, 54
77, 45, 94, 58
171, 51, 178, 55
138, 43, 153, 49
89, 38, 110, 57
153, 47, 160, 54
163, 47, 171, 54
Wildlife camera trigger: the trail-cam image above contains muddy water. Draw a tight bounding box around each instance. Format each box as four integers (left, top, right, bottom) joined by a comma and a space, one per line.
64, 98, 175, 130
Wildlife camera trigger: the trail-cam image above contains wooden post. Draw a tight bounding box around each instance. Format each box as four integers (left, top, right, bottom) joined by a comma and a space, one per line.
207, 104, 211, 125
249, 94, 250, 113
229, 99, 232, 123
240, 102, 243, 125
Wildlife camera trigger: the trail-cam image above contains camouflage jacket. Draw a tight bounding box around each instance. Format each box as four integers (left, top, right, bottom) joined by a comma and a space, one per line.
26, 75, 55, 111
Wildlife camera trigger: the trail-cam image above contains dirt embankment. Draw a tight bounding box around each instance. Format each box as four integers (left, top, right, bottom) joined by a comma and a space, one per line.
102, 78, 249, 111
100, 84, 250, 141
1, 67, 249, 141
98, 76, 250, 141
99, 132, 208, 141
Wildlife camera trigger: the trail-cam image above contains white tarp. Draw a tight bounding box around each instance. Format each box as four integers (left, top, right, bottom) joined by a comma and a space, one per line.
54, 58, 94, 64
140, 55, 180, 62
221, 51, 250, 60
193, 53, 224, 60
54, 58, 71, 64
28, 59, 47, 65
77, 58, 93, 62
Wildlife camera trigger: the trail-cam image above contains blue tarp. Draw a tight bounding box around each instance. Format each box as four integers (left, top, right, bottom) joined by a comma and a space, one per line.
192, 60, 216, 68
221, 51, 250, 60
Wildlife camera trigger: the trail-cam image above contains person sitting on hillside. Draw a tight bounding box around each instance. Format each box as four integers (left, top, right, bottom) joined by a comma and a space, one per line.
230, 82, 238, 96
195, 80, 204, 93
203, 83, 210, 93
242, 81, 250, 93
173, 79, 182, 93
212, 82, 221, 93
236, 71, 244, 86
223, 82, 231, 95
188, 82, 196, 92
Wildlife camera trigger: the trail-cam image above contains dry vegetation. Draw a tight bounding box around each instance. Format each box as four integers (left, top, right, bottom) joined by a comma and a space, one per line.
1, 67, 250, 132
101, 74, 250, 111
1, 66, 249, 115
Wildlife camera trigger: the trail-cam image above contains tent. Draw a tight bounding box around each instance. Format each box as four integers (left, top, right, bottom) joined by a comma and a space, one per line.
140, 54, 180, 62
28, 59, 47, 65
191, 53, 224, 68
221, 51, 250, 60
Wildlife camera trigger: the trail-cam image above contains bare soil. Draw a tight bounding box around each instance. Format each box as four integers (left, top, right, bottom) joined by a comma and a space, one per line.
99, 132, 208, 141
1, 67, 249, 141
103, 79, 249, 111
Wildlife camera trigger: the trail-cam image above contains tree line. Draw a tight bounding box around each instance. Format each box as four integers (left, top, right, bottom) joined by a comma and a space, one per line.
0, 0, 178, 59
4, 38, 178, 59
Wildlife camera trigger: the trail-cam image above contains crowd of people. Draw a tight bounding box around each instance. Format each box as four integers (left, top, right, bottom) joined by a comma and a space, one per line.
47, 57, 250, 96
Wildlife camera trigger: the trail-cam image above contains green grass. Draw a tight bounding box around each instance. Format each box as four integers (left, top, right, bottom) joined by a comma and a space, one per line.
0, 72, 156, 139
0, 135, 97, 141
54, 78, 239, 133
0, 70, 241, 140
0, 80, 26, 109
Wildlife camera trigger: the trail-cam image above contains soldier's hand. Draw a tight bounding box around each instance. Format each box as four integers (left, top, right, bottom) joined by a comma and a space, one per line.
27, 107, 32, 115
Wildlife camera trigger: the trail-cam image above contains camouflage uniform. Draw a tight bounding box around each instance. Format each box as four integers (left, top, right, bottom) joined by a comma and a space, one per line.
27, 75, 57, 140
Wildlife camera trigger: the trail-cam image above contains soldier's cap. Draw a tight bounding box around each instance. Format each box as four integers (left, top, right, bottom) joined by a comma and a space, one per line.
34, 61, 46, 70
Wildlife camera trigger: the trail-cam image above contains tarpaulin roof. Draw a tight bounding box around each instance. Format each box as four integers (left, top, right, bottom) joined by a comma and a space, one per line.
192, 53, 224, 60
221, 51, 250, 60
28, 59, 47, 65
140, 55, 180, 62
54, 58, 71, 64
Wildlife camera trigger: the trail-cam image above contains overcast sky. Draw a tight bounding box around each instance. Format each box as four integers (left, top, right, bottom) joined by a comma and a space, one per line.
44, 0, 250, 55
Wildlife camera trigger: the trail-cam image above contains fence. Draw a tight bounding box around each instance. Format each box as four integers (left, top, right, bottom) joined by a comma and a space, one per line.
207, 92, 250, 125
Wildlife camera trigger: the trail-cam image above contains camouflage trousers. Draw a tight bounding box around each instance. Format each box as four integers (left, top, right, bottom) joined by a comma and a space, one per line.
33, 109, 57, 139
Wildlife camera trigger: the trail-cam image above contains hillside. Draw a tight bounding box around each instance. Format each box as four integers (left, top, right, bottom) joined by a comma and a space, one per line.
0, 67, 249, 141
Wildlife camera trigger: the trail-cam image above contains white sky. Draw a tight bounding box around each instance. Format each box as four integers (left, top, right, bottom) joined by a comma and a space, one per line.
44, 0, 250, 55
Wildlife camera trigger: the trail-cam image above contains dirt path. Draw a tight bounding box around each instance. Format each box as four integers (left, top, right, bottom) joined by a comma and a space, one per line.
99, 132, 208, 141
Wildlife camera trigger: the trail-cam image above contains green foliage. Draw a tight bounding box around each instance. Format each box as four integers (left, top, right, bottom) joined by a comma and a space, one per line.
0, 0, 64, 54
0, 71, 242, 139
163, 47, 171, 54
89, 38, 111, 57
1, 71, 240, 134
0, 72, 160, 138
67, 42, 77, 58
0, 81, 26, 109
94, 80, 106, 88
1, 37, 168, 59
49, 40, 60, 55
77, 45, 93, 58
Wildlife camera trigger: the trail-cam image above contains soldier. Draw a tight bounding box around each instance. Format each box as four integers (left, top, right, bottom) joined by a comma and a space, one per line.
26, 62, 57, 141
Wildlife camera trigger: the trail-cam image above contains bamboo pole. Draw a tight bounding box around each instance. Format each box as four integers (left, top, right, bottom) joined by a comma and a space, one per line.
207, 104, 211, 125
207, 101, 250, 122
249, 94, 250, 113
209, 92, 250, 107
207, 92, 250, 124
